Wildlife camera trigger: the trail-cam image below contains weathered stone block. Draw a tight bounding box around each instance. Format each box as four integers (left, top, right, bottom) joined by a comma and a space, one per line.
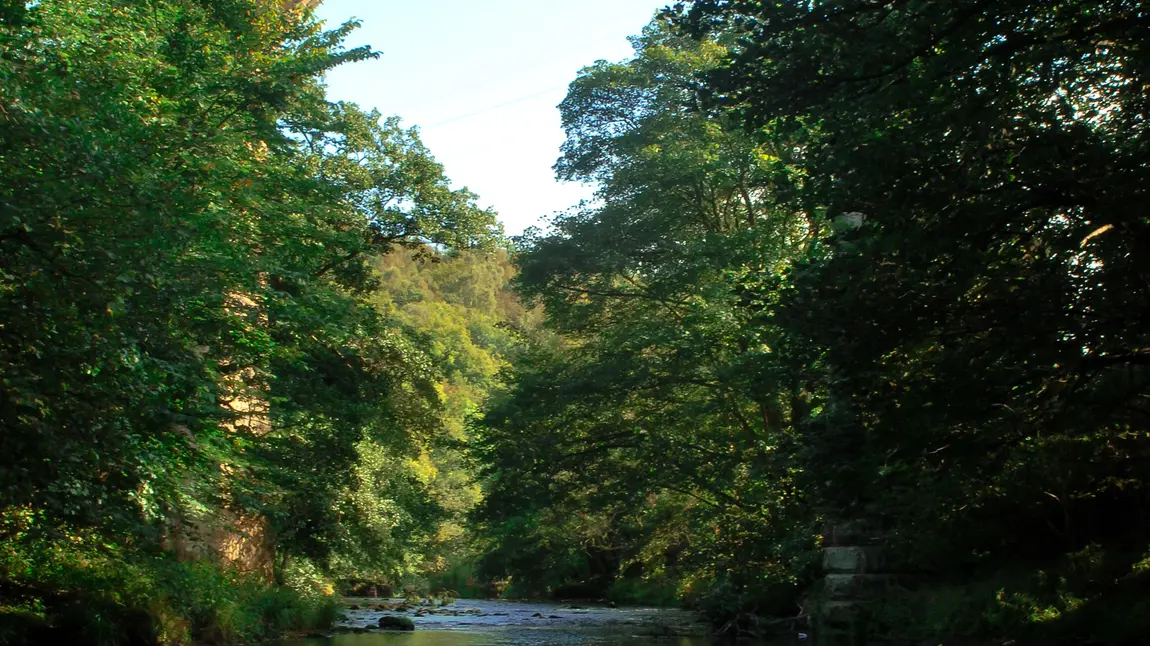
818, 601, 867, 646
822, 519, 884, 546
823, 573, 892, 601
823, 546, 885, 574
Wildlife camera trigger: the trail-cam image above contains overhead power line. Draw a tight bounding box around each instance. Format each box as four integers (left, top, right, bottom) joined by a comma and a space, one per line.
422, 84, 571, 129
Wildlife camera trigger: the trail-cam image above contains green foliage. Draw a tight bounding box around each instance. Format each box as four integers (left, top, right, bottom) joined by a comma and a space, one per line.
679, 0, 1150, 583
425, 560, 487, 600
318, 249, 533, 588
477, 2, 1150, 643
474, 18, 821, 611
607, 574, 680, 608
0, 0, 508, 642
9, 0, 1144, 644
0, 531, 336, 646
396, 251, 531, 570
868, 550, 1150, 646
1, 0, 374, 539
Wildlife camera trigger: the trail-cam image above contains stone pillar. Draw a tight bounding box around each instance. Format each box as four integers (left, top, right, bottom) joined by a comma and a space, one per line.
817, 520, 890, 644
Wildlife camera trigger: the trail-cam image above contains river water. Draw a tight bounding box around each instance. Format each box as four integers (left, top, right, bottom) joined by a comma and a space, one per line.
280, 597, 727, 646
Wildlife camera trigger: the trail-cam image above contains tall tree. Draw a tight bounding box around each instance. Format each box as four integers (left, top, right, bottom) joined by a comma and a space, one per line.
476, 19, 823, 609
0, 2, 501, 641
680, 0, 1150, 560
0, 0, 375, 538
673, 0, 1150, 640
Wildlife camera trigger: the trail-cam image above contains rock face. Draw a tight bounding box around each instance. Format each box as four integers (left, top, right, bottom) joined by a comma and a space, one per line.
378, 615, 416, 631
162, 0, 325, 584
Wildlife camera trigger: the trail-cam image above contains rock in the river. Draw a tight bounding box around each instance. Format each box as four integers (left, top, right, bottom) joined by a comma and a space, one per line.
379, 615, 416, 631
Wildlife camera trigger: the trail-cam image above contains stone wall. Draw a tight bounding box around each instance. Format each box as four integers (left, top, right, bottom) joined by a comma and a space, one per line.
165, 293, 274, 579
817, 520, 891, 645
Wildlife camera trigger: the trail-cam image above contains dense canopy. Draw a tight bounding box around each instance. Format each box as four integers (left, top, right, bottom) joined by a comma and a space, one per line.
1, 1, 1148, 645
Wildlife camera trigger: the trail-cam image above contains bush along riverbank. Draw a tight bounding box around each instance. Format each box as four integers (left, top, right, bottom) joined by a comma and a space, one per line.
0, 533, 338, 646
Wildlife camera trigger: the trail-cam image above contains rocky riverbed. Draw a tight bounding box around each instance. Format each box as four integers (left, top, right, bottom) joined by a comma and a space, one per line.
281, 597, 715, 646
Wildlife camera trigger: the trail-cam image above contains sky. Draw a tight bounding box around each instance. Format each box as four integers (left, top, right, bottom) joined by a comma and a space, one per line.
314, 0, 670, 235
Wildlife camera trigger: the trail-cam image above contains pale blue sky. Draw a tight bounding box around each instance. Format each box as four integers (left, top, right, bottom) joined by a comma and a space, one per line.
314, 1, 669, 235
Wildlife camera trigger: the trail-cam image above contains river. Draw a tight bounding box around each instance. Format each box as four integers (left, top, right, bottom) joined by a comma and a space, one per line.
278, 597, 750, 646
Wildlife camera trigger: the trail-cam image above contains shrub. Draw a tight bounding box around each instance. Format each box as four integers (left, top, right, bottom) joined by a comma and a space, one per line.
0, 534, 335, 646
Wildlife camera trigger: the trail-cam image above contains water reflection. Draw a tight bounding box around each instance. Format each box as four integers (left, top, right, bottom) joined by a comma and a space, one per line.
285, 631, 709, 646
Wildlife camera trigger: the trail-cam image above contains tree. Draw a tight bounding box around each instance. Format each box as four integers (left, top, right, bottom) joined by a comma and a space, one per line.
475, 19, 823, 610
351, 249, 533, 588
680, 0, 1150, 558
0, 0, 504, 641
674, 0, 1150, 639
0, 0, 372, 539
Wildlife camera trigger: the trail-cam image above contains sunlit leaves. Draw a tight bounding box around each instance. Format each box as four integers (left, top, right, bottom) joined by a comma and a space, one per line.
474, 17, 822, 607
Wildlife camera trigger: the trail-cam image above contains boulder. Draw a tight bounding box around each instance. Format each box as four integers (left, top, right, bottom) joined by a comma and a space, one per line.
378, 616, 416, 631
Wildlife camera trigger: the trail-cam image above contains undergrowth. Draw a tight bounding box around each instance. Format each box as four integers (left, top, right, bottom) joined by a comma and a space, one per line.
866, 546, 1150, 645
0, 533, 337, 646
